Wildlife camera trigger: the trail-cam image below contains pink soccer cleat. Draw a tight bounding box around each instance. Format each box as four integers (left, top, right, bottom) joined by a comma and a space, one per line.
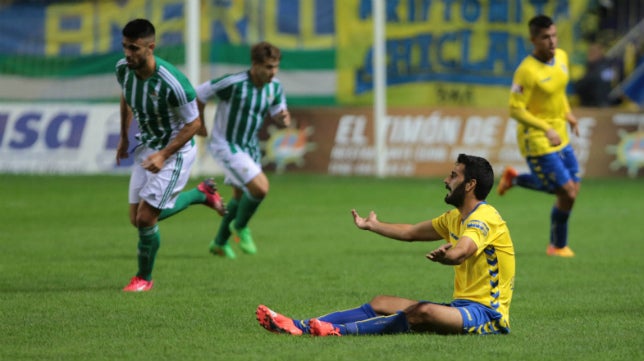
197, 178, 227, 216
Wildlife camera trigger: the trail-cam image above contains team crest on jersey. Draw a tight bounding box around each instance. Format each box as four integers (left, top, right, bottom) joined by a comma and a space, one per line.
510, 83, 523, 94
148, 91, 159, 102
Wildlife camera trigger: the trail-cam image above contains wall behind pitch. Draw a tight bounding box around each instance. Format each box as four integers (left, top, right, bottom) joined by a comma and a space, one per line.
1, 103, 641, 178
260, 107, 644, 179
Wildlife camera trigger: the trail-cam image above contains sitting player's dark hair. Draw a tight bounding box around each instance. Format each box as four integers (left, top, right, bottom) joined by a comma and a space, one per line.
457, 153, 494, 200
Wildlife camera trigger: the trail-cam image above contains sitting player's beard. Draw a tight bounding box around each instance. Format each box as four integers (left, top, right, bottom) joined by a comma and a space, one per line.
444, 181, 466, 208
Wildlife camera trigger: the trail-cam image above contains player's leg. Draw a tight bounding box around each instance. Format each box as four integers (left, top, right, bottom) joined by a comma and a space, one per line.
516, 157, 552, 192
310, 299, 510, 336
256, 301, 381, 336
124, 148, 191, 291
498, 159, 553, 196
308, 296, 420, 336
123, 200, 161, 292
226, 176, 266, 255
158, 180, 225, 220
209, 185, 240, 259
233, 171, 268, 230
133, 200, 161, 279
208, 149, 262, 256
123, 159, 156, 292
294, 300, 383, 334
157, 147, 225, 220
403, 302, 464, 334
549, 145, 580, 256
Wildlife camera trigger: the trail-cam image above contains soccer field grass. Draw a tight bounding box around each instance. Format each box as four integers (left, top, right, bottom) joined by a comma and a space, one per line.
1, 173, 642, 361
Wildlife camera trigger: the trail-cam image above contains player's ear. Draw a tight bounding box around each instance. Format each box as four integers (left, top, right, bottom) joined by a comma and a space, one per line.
466, 179, 477, 192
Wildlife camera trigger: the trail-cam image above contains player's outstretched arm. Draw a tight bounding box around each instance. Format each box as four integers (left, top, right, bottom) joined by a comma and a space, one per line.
351, 209, 442, 242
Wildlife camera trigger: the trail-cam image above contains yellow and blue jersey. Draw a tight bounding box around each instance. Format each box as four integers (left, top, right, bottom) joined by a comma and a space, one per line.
431, 203, 515, 329
509, 48, 572, 157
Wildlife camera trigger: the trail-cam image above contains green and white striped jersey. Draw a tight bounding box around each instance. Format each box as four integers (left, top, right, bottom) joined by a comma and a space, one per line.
115, 56, 198, 150
196, 71, 287, 161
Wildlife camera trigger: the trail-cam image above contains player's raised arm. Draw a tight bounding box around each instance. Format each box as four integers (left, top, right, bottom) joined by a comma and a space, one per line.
351, 209, 442, 242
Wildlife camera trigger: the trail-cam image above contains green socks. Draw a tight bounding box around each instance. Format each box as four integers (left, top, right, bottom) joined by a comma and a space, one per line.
136, 224, 160, 281
158, 188, 206, 221
234, 193, 262, 229
214, 198, 239, 246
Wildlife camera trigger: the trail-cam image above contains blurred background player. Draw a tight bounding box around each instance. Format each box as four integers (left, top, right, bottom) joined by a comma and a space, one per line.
574, 41, 620, 107
257, 154, 515, 336
116, 19, 225, 292
196, 41, 290, 259
498, 14, 580, 258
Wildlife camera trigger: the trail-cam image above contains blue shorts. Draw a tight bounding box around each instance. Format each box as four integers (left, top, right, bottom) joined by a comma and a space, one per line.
422, 299, 511, 335
526, 144, 580, 192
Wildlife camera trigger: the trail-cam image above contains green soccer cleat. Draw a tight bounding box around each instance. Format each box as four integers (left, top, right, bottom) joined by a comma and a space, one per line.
209, 241, 237, 259
229, 222, 257, 254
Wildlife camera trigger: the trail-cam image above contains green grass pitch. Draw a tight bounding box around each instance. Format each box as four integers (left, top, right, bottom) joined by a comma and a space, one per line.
1, 173, 642, 361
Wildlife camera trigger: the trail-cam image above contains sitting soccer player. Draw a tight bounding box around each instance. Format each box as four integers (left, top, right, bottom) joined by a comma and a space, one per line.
256, 154, 515, 336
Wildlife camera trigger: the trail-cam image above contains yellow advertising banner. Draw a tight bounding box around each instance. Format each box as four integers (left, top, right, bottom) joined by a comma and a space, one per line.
336, 0, 592, 107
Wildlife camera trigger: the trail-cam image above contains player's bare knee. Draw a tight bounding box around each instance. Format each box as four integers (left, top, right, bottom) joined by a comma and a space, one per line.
368, 295, 389, 313
404, 303, 439, 330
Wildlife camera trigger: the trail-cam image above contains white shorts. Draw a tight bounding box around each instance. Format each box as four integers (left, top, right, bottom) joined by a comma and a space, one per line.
128, 144, 196, 209
208, 144, 261, 192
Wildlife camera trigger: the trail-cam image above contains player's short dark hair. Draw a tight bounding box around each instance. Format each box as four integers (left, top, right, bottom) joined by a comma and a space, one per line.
251, 41, 281, 64
457, 153, 494, 200
122, 19, 156, 40
528, 14, 554, 38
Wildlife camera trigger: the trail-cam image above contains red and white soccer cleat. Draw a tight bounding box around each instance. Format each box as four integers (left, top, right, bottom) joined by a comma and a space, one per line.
255, 304, 303, 335
197, 178, 227, 216
122, 276, 154, 292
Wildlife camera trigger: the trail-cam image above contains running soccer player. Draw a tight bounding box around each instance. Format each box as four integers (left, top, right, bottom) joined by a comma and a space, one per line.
256, 154, 515, 336
115, 19, 225, 292
196, 41, 290, 259
498, 14, 580, 258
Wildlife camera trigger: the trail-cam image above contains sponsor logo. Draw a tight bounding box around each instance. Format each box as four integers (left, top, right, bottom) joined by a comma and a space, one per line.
606, 130, 644, 178
261, 123, 316, 172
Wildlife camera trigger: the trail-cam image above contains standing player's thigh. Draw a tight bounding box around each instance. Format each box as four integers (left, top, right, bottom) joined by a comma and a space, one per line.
560, 145, 581, 183
528, 152, 570, 191
219, 151, 262, 189
139, 146, 196, 209
129, 147, 153, 204
129, 164, 147, 205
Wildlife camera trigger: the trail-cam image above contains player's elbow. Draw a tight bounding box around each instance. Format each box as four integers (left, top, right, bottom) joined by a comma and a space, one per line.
509, 106, 524, 120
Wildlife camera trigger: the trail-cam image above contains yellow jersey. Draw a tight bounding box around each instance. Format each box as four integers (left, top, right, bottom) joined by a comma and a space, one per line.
509, 48, 572, 157
431, 203, 515, 327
